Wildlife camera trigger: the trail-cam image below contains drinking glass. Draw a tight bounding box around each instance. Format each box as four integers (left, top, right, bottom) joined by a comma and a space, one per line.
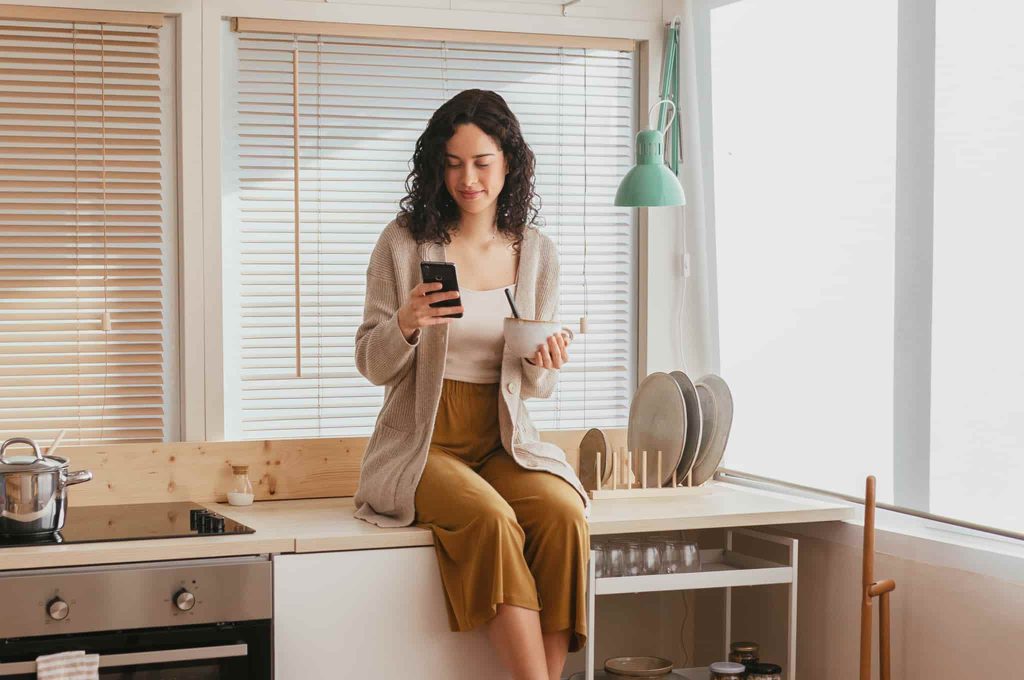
679, 541, 701, 572
605, 544, 625, 578
624, 542, 643, 576
659, 539, 682, 574
641, 543, 662, 575
592, 545, 607, 578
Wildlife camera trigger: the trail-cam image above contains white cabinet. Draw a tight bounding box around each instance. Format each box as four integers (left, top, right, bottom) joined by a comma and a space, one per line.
274, 547, 510, 679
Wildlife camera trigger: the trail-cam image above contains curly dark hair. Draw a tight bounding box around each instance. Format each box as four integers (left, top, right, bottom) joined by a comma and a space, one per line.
397, 89, 540, 249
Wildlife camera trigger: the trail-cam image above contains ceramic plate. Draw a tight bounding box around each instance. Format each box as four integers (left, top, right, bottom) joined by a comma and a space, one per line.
578, 427, 612, 491
689, 373, 734, 485
669, 370, 703, 482
627, 372, 686, 489
604, 655, 674, 677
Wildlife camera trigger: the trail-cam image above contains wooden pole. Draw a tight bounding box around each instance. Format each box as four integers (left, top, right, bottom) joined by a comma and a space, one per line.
880, 590, 891, 680
860, 476, 895, 680
860, 476, 876, 680
641, 450, 647, 489
595, 452, 602, 491
625, 450, 632, 489
657, 450, 662, 489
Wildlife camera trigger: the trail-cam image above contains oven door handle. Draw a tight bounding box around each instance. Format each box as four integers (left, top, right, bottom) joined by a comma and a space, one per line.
0, 643, 248, 676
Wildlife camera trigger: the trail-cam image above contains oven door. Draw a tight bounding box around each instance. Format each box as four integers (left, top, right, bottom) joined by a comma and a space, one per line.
0, 620, 270, 680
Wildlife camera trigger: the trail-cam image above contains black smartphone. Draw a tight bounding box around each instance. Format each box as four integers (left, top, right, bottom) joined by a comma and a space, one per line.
419, 260, 462, 319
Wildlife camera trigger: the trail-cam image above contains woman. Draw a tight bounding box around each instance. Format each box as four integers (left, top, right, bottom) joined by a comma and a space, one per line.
353, 89, 590, 680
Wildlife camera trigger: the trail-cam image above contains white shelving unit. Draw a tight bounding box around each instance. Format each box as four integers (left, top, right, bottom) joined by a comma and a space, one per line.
583, 529, 799, 680
571, 670, 709, 680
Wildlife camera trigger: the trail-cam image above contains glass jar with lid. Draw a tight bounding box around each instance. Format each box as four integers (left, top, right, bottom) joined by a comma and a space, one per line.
728, 640, 760, 666
746, 662, 783, 680
228, 464, 255, 506
708, 661, 746, 680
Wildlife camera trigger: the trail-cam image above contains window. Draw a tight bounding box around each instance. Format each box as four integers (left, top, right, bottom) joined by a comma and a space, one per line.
0, 13, 177, 445
223, 26, 635, 439
705, 0, 898, 501
700, 0, 1022, 534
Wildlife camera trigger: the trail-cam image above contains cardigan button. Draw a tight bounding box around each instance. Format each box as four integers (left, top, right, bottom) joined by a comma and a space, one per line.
506, 382, 518, 395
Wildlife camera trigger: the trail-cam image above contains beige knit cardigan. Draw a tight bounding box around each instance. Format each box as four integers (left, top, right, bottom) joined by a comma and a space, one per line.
353, 220, 589, 528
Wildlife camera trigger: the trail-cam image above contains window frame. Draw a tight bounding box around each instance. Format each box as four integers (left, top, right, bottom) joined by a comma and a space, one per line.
197, 0, 669, 440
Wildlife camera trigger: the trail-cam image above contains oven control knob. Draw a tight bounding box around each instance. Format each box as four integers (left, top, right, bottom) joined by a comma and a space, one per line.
174, 589, 196, 612
47, 597, 70, 621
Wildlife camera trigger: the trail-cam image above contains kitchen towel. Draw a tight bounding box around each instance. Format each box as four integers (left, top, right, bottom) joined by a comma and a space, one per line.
35, 650, 100, 680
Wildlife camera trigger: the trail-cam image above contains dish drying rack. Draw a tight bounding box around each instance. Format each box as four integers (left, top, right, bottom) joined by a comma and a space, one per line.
586, 448, 711, 500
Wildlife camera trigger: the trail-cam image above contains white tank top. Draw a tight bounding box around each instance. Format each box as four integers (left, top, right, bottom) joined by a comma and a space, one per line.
441, 244, 518, 384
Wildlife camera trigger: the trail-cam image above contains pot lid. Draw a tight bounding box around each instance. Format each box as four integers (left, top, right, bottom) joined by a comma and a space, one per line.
0, 437, 66, 472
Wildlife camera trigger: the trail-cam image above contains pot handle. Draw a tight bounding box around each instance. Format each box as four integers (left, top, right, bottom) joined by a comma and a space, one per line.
65, 470, 93, 487
0, 437, 42, 464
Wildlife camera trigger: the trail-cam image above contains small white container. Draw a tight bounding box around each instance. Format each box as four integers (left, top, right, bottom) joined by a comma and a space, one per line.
227, 464, 255, 506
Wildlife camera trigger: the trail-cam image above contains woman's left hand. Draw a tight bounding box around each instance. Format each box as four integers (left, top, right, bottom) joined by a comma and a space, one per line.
527, 331, 571, 369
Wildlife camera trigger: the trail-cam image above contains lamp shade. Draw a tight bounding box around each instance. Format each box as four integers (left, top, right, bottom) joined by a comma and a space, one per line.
615, 129, 686, 207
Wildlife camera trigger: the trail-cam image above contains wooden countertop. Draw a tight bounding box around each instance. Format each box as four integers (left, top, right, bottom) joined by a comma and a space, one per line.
0, 483, 852, 571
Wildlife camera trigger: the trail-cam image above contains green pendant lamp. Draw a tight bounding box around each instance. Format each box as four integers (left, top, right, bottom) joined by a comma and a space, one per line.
615, 18, 685, 207
614, 100, 686, 207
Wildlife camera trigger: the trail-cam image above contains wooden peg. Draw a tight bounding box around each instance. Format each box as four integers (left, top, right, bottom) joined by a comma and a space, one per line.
672, 467, 677, 488
641, 450, 648, 489
657, 450, 663, 489
595, 451, 602, 491
686, 469, 693, 487
626, 450, 632, 489
612, 449, 618, 490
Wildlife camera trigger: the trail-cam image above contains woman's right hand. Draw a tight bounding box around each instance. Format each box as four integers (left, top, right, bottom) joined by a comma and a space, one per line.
397, 282, 463, 340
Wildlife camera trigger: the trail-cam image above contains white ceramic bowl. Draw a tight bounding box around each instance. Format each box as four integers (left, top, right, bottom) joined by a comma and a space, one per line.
503, 317, 575, 359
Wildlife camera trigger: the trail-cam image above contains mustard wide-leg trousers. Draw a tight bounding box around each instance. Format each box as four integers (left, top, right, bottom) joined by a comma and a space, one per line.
414, 378, 589, 653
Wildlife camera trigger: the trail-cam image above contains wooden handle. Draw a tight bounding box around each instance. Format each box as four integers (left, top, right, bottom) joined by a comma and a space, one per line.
868, 579, 896, 597
46, 429, 67, 456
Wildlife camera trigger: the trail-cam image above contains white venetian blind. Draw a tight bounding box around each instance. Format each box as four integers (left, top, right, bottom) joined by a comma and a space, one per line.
0, 13, 174, 445
225, 26, 634, 439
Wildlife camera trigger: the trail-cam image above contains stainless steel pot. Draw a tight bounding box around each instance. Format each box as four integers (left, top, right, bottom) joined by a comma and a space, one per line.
0, 437, 93, 537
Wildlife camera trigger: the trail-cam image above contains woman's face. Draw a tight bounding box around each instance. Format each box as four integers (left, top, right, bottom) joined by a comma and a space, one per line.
444, 123, 507, 219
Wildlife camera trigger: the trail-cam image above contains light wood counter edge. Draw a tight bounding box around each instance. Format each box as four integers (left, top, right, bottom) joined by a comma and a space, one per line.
0, 484, 856, 569
0, 534, 294, 571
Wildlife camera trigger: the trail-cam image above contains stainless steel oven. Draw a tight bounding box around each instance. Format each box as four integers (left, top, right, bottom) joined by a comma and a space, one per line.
0, 556, 271, 679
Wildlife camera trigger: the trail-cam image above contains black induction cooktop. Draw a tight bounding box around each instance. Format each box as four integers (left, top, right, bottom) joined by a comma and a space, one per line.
0, 502, 255, 548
